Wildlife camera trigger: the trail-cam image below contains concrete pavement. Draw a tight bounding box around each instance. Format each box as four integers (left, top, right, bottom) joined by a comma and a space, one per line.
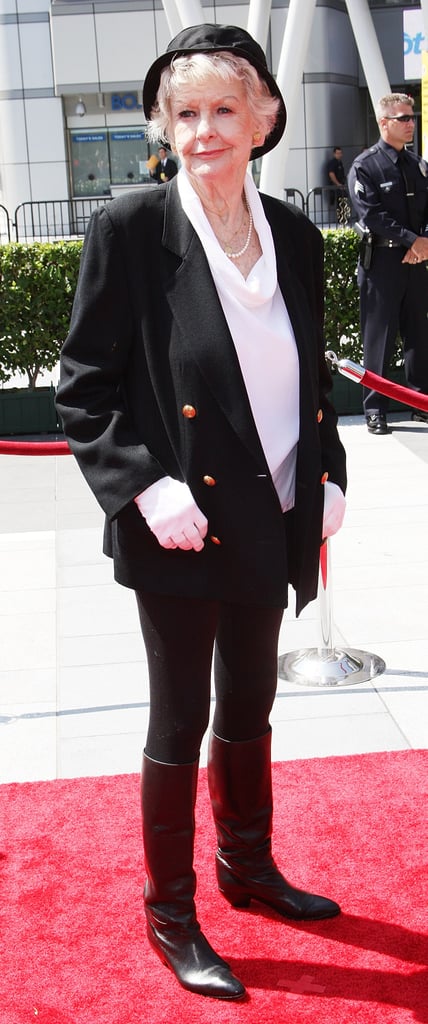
0, 412, 427, 783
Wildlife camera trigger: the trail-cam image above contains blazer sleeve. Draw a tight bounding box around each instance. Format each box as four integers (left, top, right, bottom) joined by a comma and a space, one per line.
309, 221, 347, 496
56, 204, 167, 520
265, 197, 347, 496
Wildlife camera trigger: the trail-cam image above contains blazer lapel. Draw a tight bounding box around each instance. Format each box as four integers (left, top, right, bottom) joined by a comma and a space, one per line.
163, 181, 269, 466
267, 211, 314, 384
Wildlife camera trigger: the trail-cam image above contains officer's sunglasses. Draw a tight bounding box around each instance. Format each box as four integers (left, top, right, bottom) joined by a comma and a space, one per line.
384, 115, 415, 123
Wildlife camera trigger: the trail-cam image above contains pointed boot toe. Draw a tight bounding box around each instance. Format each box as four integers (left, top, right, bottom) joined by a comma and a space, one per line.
288, 889, 340, 920
147, 915, 246, 1000
218, 858, 340, 920
183, 962, 246, 1001
253, 881, 340, 920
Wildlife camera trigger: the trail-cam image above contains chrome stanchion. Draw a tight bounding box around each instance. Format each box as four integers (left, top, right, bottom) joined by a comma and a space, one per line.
278, 539, 385, 687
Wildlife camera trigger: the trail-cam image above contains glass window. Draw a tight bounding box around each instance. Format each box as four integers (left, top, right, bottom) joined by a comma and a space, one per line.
109, 130, 149, 185
70, 131, 110, 197
69, 127, 151, 197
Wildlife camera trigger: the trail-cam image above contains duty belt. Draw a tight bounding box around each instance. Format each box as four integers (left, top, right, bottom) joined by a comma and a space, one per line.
374, 238, 403, 248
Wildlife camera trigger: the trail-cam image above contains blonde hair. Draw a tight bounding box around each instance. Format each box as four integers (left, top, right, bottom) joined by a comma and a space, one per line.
146, 52, 280, 145
376, 93, 414, 123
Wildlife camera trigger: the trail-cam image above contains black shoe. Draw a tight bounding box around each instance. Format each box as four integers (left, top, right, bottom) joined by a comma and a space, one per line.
411, 410, 428, 424
366, 413, 388, 435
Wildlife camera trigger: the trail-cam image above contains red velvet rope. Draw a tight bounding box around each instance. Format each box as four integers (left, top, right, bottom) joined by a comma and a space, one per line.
319, 539, 328, 589
0, 439, 71, 455
361, 369, 428, 413
0, 368, 426, 457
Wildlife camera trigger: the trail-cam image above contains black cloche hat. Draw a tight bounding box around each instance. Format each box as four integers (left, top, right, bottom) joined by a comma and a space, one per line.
142, 23, 287, 160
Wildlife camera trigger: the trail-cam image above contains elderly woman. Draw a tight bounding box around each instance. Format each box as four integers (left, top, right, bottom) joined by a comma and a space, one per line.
57, 24, 347, 1002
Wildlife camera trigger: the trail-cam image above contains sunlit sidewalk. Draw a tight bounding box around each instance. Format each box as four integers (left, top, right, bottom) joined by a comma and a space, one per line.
0, 412, 427, 784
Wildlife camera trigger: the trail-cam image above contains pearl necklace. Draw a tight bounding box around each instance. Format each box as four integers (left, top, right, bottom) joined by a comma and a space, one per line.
220, 202, 254, 260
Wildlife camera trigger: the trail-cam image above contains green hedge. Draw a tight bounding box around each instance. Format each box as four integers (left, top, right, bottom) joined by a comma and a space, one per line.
0, 230, 395, 389
323, 228, 361, 361
323, 227, 402, 369
0, 241, 82, 387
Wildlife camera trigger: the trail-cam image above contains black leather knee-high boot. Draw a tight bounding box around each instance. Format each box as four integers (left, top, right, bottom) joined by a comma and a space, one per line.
141, 752, 245, 999
207, 730, 340, 921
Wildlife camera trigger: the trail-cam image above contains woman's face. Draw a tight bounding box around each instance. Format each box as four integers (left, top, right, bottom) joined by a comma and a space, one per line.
170, 75, 259, 187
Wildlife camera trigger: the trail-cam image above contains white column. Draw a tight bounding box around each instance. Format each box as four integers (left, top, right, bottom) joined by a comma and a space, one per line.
173, 0, 205, 28
0, 16, 68, 214
345, 0, 390, 113
259, 0, 316, 199
162, 0, 183, 37
421, 0, 428, 43
422, 0, 428, 161
247, 0, 272, 50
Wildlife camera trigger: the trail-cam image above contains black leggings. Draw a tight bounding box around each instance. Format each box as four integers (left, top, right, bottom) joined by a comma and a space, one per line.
135, 590, 284, 764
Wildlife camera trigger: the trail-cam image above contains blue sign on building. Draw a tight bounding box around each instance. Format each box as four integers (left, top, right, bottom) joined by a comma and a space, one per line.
111, 93, 143, 111
74, 134, 106, 143
111, 131, 145, 141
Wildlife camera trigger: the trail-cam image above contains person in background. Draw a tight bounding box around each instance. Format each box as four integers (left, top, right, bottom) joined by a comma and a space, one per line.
348, 93, 428, 434
56, 23, 346, 1002
327, 146, 346, 191
327, 146, 349, 223
157, 145, 178, 180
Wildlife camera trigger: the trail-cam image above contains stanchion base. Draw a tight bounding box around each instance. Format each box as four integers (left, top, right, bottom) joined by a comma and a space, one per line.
278, 647, 386, 687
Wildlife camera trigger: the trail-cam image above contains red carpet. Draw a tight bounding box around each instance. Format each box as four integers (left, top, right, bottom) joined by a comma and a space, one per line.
0, 750, 427, 1024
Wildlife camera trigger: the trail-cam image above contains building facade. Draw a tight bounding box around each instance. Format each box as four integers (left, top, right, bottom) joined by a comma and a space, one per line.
0, 0, 424, 222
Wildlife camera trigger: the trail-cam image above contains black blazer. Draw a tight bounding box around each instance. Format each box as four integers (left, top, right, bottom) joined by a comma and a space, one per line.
56, 180, 346, 614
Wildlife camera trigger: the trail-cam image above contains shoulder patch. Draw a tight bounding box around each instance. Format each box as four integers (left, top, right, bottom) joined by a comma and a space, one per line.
352, 145, 378, 172
361, 145, 378, 160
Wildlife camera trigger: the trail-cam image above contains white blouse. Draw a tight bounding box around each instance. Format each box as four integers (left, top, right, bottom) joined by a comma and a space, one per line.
177, 168, 300, 511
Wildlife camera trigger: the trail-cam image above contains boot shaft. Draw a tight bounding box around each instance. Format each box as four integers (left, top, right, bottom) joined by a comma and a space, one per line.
207, 729, 273, 854
141, 752, 199, 907
141, 753, 247, 998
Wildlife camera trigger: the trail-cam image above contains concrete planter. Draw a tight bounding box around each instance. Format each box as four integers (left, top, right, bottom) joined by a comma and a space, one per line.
0, 385, 59, 435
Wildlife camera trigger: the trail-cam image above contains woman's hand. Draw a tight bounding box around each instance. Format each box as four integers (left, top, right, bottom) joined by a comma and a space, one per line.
134, 477, 208, 551
322, 480, 346, 539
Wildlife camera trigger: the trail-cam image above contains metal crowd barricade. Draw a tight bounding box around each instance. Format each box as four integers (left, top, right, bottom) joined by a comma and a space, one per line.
2, 186, 351, 244
0, 204, 11, 243
306, 185, 352, 229
14, 197, 112, 242
283, 187, 305, 210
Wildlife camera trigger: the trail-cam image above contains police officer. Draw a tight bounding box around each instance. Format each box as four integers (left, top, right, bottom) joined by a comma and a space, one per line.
348, 93, 428, 434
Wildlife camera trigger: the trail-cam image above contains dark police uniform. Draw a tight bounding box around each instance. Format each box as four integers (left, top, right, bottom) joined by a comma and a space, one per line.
348, 138, 428, 414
